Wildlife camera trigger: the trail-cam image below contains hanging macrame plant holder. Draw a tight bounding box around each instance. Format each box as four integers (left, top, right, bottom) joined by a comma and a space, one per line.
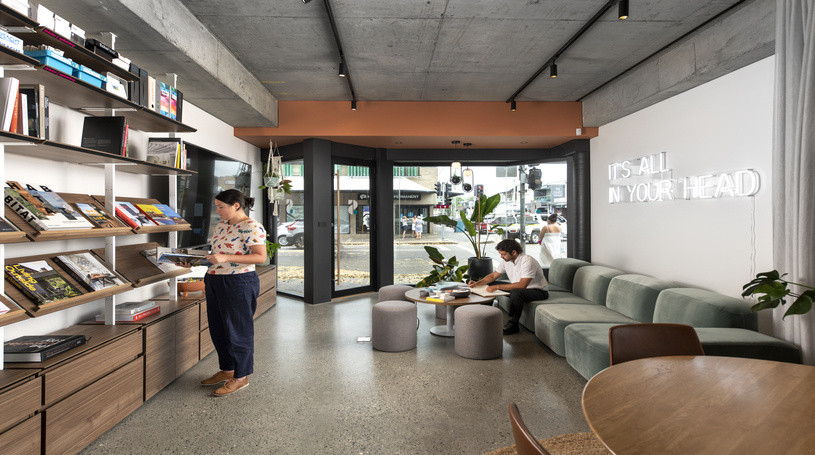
266, 142, 285, 217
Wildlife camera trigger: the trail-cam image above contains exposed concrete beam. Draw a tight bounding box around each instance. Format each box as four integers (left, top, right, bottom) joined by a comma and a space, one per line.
581, 0, 774, 127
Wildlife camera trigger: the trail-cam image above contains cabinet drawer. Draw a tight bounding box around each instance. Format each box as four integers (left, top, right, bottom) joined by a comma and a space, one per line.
255, 290, 276, 319
258, 269, 276, 294
145, 315, 176, 356
175, 305, 199, 376
0, 377, 41, 434
199, 298, 208, 330
145, 316, 177, 400
44, 331, 141, 407
0, 414, 41, 455
45, 358, 142, 455
200, 329, 214, 359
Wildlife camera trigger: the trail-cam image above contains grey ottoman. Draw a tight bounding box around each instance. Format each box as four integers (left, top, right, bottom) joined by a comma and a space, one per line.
372, 300, 417, 352
454, 305, 503, 359
378, 284, 413, 302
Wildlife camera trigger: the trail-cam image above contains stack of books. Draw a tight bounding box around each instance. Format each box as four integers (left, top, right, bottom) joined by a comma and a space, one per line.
95, 301, 160, 322
3, 334, 86, 362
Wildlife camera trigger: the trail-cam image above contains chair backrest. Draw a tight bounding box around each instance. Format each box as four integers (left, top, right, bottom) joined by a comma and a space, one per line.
609, 323, 704, 366
509, 402, 551, 455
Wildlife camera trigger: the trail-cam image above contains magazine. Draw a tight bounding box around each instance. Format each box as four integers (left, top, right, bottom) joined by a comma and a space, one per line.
54, 252, 126, 291
5, 260, 82, 305
140, 249, 183, 273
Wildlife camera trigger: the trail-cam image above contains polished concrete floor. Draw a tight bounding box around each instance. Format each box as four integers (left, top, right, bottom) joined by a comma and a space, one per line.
80, 294, 590, 454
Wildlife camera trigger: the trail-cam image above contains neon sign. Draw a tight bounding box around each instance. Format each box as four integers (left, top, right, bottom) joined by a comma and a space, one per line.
608, 152, 760, 204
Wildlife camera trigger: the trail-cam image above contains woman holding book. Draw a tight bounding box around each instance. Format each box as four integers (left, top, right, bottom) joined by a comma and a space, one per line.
198, 189, 267, 397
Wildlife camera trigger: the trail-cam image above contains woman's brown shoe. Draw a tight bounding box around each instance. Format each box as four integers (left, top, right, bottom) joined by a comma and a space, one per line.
201, 371, 234, 386
213, 377, 249, 397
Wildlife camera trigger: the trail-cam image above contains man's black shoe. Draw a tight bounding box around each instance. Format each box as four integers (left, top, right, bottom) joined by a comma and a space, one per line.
503, 323, 520, 335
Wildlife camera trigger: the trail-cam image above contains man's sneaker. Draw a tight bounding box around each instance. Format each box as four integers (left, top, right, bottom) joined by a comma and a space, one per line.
201, 370, 233, 386
503, 322, 520, 335
213, 377, 249, 397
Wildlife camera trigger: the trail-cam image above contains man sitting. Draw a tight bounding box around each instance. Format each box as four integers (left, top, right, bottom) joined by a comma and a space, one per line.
467, 239, 549, 335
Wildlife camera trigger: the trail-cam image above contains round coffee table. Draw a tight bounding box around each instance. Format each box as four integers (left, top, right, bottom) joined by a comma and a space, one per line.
404, 288, 495, 337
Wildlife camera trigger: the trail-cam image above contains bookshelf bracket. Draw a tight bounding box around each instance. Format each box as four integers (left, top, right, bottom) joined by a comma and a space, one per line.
103, 163, 117, 325
3, 26, 34, 33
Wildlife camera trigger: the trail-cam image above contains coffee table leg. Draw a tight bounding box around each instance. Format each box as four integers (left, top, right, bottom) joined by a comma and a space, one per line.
430, 305, 455, 337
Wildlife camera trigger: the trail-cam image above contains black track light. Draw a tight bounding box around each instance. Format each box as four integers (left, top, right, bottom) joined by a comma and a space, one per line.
550, 63, 558, 78
511, 100, 517, 111
303, 0, 312, 3
618, 0, 628, 20
351, 100, 357, 110
338, 62, 346, 77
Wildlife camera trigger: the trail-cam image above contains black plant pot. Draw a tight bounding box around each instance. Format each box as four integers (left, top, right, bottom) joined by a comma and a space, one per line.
468, 257, 493, 281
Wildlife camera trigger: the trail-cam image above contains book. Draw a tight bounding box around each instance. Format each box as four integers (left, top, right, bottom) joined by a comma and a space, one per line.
115, 201, 156, 228
54, 252, 125, 292
159, 82, 170, 116
139, 249, 182, 273
0, 216, 19, 232
135, 203, 175, 225
158, 252, 212, 267
5, 260, 83, 305
170, 85, 177, 119
80, 116, 128, 156
110, 300, 156, 315
26, 184, 94, 229
19, 92, 27, 135
43, 95, 50, 139
19, 84, 46, 139
153, 203, 185, 224
95, 305, 160, 322
5, 182, 94, 231
72, 202, 118, 228
469, 285, 509, 297
146, 138, 182, 168
3, 335, 86, 362
2, 77, 19, 131
9, 90, 18, 133
426, 295, 454, 303
5, 187, 47, 227
0, 298, 9, 315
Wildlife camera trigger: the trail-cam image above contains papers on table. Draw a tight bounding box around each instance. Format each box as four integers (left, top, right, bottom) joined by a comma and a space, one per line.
469, 285, 509, 297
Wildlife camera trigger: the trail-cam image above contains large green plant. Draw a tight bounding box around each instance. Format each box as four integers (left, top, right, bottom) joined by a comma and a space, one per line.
424, 193, 501, 258
416, 246, 469, 287
742, 270, 815, 318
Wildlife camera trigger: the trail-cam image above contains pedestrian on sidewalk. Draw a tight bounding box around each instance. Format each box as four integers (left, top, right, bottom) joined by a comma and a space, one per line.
413, 215, 423, 240
401, 215, 411, 238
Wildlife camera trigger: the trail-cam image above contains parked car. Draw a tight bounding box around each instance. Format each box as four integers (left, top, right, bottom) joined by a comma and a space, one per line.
277, 219, 304, 249
524, 215, 568, 243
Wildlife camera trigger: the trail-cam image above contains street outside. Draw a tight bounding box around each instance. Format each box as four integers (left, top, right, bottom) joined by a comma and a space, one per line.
276, 226, 567, 295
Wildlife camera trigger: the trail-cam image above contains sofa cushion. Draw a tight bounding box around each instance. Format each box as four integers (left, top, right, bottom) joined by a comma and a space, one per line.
547, 258, 591, 292
548, 283, 570, 293
564, 323, 620, 380
695, 328, 802, 364
653, 288, 757, 330
572, 266, 625, 305
605, 274, 675, 322
535, 305, 637, 356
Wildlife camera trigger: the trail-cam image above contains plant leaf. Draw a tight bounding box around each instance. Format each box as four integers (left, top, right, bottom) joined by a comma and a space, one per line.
424, 246, 445, 264
755, 270, 780, 281
424, 215, 458, 229
750, 298, 782, 312
784, 291, 815, 318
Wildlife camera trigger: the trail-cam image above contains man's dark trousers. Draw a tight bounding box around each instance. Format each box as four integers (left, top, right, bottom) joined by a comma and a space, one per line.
507, 288, 549, 326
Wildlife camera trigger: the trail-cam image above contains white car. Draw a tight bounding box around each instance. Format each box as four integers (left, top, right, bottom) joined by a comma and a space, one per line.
506, 214, 567, 244
276, 220, 304, 248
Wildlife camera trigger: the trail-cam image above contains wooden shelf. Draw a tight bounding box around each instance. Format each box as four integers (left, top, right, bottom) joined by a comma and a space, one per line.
82, 295, 201, 326
0, 45, 39, 67
0, 295, 30, 327
4, 249, 134, 317
0, 4, 37, 29
4, 206, 133, 243
3, 324, 139, 370
91, 242, 192, 288
119, 107, 194, 134
97, 196, 192, 232
16, 27, 138, 81
0, 230, 28, 244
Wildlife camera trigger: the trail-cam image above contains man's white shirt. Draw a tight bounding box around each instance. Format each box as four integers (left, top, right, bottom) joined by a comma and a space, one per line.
494, 253, 548, 291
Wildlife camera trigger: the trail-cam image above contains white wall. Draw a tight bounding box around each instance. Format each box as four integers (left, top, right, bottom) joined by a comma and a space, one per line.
3, 100, 261, 341
590, 56, 774, 300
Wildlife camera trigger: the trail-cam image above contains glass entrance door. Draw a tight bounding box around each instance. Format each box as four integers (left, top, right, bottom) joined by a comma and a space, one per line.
332, 159, 375, 296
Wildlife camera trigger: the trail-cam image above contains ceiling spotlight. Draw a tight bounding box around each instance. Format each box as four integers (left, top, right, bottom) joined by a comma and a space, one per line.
303, 0, 312, 3
550, 63, 558, 78
511, 100, 517, 111
618, 0, 628, 20
338, 62, 346, 77
463, 168, 473, 178
351, 100, 357, 110
451, 161, 461, 169
450, 175, 462, 185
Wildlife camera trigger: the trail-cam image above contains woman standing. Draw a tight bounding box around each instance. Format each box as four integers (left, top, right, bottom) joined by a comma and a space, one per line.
401, 215, 411, 238
199, 189, 267, 397
538, 213, 563, 268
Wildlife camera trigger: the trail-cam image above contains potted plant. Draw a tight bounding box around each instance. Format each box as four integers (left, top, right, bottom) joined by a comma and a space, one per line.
425, 193, 501, 280
742, 270, 815, 317
416, 246, 469, 287
258, 164, 292, 201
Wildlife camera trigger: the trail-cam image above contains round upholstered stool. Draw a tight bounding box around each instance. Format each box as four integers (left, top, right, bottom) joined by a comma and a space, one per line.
454, 305, 503, 359
378, 284, 413, 302
372, 300, 417, 352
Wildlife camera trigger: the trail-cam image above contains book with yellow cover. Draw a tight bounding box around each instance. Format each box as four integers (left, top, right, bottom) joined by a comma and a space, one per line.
135, 203, 175, 225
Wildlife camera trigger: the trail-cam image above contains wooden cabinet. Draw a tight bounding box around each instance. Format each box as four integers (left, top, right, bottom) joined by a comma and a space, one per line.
0, 415, 40, 455
144, 303, 201, 400
200, 328, 215, 359
0, 376, 40, 433
45, 358, 143, 455
255, 266, 277, 318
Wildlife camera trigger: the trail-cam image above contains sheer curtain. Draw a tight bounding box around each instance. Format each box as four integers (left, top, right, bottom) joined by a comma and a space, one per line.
773, 0, 815, 364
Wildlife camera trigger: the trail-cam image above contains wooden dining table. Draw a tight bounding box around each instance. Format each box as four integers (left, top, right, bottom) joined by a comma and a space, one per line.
581, 356, 815, 455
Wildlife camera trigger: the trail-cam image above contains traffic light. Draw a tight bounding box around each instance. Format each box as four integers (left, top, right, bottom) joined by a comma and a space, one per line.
528, 168, 542, 190
434, 182, 442, 195
474, 184, 484, 199
445, 183, 452, 194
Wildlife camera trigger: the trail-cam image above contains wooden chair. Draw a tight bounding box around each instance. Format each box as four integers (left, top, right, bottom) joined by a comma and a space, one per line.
609, 323, 704, 366
509, 402, 550, 455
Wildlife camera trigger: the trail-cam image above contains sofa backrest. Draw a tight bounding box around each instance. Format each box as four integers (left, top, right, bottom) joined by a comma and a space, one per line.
572, 266, 625, 305
548, 258, 591, 291
653, 288, 758, 330
606, 274, 675, 322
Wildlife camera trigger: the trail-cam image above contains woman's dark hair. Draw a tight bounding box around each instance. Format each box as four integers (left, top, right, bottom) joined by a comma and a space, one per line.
215, 189, 255, 211
548, 213, 559, 223
495, 239, 523, 254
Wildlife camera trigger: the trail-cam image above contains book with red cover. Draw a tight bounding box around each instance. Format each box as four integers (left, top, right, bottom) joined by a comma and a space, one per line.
95, 305, 160, 322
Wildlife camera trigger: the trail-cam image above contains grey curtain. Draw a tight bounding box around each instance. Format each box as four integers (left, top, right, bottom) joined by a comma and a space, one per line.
773, 0, 815, 364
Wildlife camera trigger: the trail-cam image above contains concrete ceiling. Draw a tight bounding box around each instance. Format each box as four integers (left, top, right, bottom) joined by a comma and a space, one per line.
179, 0, 739, 103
